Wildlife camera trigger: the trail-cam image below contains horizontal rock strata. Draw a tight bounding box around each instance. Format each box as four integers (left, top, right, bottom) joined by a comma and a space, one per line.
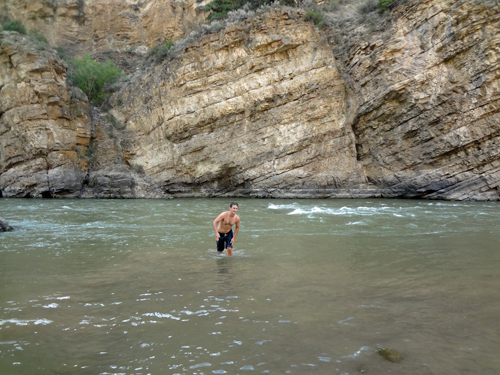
349, 0, 500, 200
0, 0, 205, 55
110, 8, 370, 197
1, 0, 499, 200
0, 31, 91, 197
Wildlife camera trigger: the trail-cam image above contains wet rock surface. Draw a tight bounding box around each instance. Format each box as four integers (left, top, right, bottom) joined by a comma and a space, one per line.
0, 217, 13, 231
377, 347, 404, 363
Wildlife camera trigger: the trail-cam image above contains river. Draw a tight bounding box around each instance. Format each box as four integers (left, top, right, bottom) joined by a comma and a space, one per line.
1, 198, 499, 375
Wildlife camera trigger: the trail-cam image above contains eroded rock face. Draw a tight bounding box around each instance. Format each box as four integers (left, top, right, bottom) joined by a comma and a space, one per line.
0, 31, 91, 197
1, 0, 499, 200
348, 0, 500, 200
110, 9, 370, 197
0, 0, 206, 54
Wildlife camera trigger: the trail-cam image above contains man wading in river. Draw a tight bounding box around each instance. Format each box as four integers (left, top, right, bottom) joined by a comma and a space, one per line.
213, 202, 240, 256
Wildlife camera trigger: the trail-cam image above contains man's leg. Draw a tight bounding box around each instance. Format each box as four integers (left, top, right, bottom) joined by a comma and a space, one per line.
216, 234, 224, 253
226, 230, 234, 256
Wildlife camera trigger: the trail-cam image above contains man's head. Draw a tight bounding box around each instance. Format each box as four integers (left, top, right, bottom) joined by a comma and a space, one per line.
229, 202, 239, 214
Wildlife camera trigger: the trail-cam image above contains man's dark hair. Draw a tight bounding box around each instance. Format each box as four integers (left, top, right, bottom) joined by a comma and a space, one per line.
229, 202, 239, 208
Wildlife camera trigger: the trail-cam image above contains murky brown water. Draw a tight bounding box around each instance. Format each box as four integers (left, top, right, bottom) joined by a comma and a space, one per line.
1, 198, 499, 375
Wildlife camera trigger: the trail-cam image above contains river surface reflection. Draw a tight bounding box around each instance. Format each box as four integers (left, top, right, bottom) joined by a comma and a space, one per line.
1, 198, 499, 375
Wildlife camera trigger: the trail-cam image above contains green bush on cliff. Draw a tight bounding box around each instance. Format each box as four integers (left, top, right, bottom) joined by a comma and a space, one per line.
152, 40, 174, 62
304, 10, 325, 28
377, 0, 407, 13
28, 29, 49, 46
69, 54, 124, 104
203, 0, 294, 21
1, 20, 27, 34
204, 0, 238, 21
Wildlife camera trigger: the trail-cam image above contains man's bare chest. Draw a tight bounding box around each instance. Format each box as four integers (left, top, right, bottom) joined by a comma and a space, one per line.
222, 218, 235, 226
222, 215, 236, 227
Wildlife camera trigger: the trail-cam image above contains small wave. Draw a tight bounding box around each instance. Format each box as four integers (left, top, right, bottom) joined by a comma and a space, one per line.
279, 205, 369, 216
180, 309, 209, 316
338, 317, 353, 324
143, 312, 180, 321
268, 203, 299, 210
0, 318, 53, 326
190, 362, 211, 369
342, 346, 370, 359
43, 303, 59, 308
346, 221, 367, 225
272, 204, 428, 218
288, 206, 338, 215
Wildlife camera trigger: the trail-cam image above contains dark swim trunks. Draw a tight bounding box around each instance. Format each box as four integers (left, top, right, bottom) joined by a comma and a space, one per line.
216, 230, 233, 252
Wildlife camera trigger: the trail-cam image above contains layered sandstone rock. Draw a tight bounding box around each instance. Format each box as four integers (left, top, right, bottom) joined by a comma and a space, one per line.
108, 8, 370, 197
348, 0, 500, 200
0, 31, 91, 197
1, 0, 499, 200
0, 0, 206, 55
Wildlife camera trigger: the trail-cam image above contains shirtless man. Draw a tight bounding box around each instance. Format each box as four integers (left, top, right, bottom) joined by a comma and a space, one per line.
213, 202, 240, 256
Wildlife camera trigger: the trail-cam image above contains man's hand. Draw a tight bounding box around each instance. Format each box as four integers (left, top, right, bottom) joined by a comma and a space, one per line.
231, 238, 235, 246
215, 232, 220, 241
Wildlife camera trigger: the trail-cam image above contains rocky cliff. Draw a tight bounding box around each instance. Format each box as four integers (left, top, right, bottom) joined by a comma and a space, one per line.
348, 0, 500, 200
1, 0, 499, 200
109, 8, 370, 197
0, 0, 205, 56
0, 31, 91, 197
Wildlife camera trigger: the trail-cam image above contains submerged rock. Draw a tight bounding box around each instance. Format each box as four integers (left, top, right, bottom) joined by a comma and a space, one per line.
0, 217, 13, 232
358, 363, 369, 373
377, 347, 404, 363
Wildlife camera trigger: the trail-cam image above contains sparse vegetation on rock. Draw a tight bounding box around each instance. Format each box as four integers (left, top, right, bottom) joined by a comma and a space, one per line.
28, 29, 49, 46
1, 20, 26, 34
69, 54, 124, 104
106, 113, 126, 130
304, 9, 325, 27
203, 0, 294, 21
151, 40, 174, 62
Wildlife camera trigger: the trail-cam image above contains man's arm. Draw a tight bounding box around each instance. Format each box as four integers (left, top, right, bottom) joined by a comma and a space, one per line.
213, 213, 224, 241
231, 217, 240, 245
